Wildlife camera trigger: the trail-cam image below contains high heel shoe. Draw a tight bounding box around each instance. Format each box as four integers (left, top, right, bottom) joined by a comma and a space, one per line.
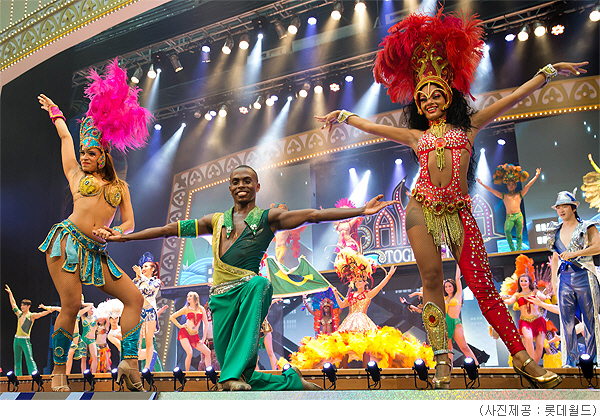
117, 360, 145, 392
432, 360, 452, 390
513, 358, 562, 389
50, 373, 71, 392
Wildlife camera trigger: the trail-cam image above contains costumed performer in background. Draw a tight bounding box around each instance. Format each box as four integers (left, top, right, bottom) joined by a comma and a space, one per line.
80, 304, 98, 373
99, 165, 396, 391
132, 252, 163, 371
477, 164, 541, 251
270, 203, 306, 266
316, 8, 585, 388
546, 189, 600, 367
37, 59, 152, 391
303, 290, 340, 336
333, 198, 363, 253
444, 266, 479, 366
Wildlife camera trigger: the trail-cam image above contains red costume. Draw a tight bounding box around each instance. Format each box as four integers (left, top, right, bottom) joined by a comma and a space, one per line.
177, 311, 203, 346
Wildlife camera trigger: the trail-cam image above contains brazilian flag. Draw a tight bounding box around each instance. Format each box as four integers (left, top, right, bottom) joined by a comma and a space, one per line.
266, 256, 332, 298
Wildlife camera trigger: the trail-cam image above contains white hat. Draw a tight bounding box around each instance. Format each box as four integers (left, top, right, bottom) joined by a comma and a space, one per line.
552, 188, 580, 209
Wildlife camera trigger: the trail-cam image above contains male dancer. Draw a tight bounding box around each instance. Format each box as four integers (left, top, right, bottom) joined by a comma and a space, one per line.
546, 189, 600, 367
97, 165, 396, 391
5, 285, 56, 375
477, 165, 541, 251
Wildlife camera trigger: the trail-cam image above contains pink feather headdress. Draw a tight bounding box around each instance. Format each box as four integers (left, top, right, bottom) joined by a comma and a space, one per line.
373, 8, 484, 105
81, 59, 153, 153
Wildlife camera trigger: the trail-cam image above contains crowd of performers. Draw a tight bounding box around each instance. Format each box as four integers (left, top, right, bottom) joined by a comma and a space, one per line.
3, 7, 598, 393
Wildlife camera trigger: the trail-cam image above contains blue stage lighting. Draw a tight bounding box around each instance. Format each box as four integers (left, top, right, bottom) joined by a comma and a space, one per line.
395, 158, 403, 165
497, 139, 506, 145
308, 16, 317, 25
345, 75, 354, 82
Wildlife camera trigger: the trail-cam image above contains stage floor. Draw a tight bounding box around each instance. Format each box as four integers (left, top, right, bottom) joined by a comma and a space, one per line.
1, 368, 599, 399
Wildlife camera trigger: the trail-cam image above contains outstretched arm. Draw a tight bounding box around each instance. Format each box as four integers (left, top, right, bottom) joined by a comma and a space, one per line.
5, 285, 18, 312
302, 295, 316, 316
269, 194, 398, 231
38, 94, 80, 181
476, 178, 503, 199
521, 168, 541, 196
315, 111, 421, 150
455, 265, 463, 305
503, 293, 518, 306
331, 287, 349, 309
367, 266, 396, 299
31, 308, 55, 320
471, 62, 587, 131
99, 214, 214, 242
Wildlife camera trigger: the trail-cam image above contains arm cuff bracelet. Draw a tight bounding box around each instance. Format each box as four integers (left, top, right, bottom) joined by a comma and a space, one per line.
337, 110, 358, 124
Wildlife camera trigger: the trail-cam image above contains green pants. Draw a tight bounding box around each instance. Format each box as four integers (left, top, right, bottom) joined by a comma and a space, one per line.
14, 336, 37, 376
504, 212, 524, 251
209, 276, 302, 390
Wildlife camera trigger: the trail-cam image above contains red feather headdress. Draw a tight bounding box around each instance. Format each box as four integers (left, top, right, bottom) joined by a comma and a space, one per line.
373, 8, 484, 106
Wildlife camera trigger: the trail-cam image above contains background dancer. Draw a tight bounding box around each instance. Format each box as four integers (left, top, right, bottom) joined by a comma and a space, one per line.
315, 9, 584, 388
100, 165, 396, 391
37, 59, 152, 391
5, 285, 55, 376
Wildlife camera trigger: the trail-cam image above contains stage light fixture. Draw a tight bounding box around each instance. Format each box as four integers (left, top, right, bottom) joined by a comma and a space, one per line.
31, 370, 44, 392
219, 105, 228, 117
288, 15, 300, 34
365, 360, 382, 389
254, 96, 264, 109
274, 20, 287, 39
518, 25, 529, 41
142, 368, 155, 391
314, 81, 323, 94
330, 82, 340, 92
480, 148, 486, 154
194, 110, 202, 119
395, 158, 403, 165
497, 138, 506, 145
307, 16, 317, 26
345, 75, 354, 83
201, 44, 211, 63
299, 88, 308, 98
202, 44, 211, 53
590, 6, 600, 22
239, 33, 250, 50
461, 357, 479, 389
209, 110, 217, 117
169, 54, 183, 72
173, 366, 187, 392
282, 364, 292, 372
577, 354, 597, 387
355, 0, 366, 13
551, 24, 565, 35
6, 370, 19, 392
154, 123, 162, 131
270, 94, 279, 103
147, 64, 157, 79
505, 33, 516, 42
204, 112, 213, 121
331, 1, 343, 20
83, 369, 96, 392
239, 106, 249, 114
252, 16, 269, 39
321, 362, 337, 390
222, 35, 234, 54
205, 365, 219, 391
131, 66, 143, 84
412, 359, 429, 382
110, 367, 120, 391
181, 122, 187, 128
266, 96, 275, 107
534, 22, 547, 37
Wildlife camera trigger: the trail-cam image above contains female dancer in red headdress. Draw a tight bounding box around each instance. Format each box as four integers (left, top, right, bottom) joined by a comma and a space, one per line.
316, 9, 586, 388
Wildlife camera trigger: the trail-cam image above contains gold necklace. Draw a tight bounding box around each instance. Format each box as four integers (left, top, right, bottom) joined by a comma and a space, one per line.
429, 117, 447, 171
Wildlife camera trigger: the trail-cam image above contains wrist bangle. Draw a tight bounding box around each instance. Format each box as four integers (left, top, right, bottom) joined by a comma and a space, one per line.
337, 110, 358, 124
48, 105, 66, 125
113, 226, 123, 234
535, 64, 557, 88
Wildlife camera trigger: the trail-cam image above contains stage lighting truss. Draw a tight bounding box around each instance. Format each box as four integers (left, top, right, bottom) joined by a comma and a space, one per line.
365, 361, 382, 390
577, 354, 598, 388
288, 14, 301, 35
142, 368, 156, 392
31, 370, 44, 392
173, 367, 187, 392
412, 359, 432, 390
6, 371, 19, 392
222, 35, 234, 55
205, 365, 219, 391
461, 358, 480, 389
321, 362, 337, 390
331, 1, 343, 21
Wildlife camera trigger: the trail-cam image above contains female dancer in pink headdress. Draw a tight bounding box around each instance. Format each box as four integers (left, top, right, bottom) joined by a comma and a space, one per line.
333, 198, 363, 252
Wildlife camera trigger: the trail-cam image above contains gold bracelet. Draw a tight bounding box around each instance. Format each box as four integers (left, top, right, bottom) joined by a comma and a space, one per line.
113, 226, 123, 234
535, 64, 558, 88
337, 109, 358, 124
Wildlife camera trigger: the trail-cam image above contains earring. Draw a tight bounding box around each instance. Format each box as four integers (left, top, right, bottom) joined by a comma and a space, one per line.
98, 153, 105, 169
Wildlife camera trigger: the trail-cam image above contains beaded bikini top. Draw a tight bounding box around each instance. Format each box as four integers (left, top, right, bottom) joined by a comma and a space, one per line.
78, 174, 122, 208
